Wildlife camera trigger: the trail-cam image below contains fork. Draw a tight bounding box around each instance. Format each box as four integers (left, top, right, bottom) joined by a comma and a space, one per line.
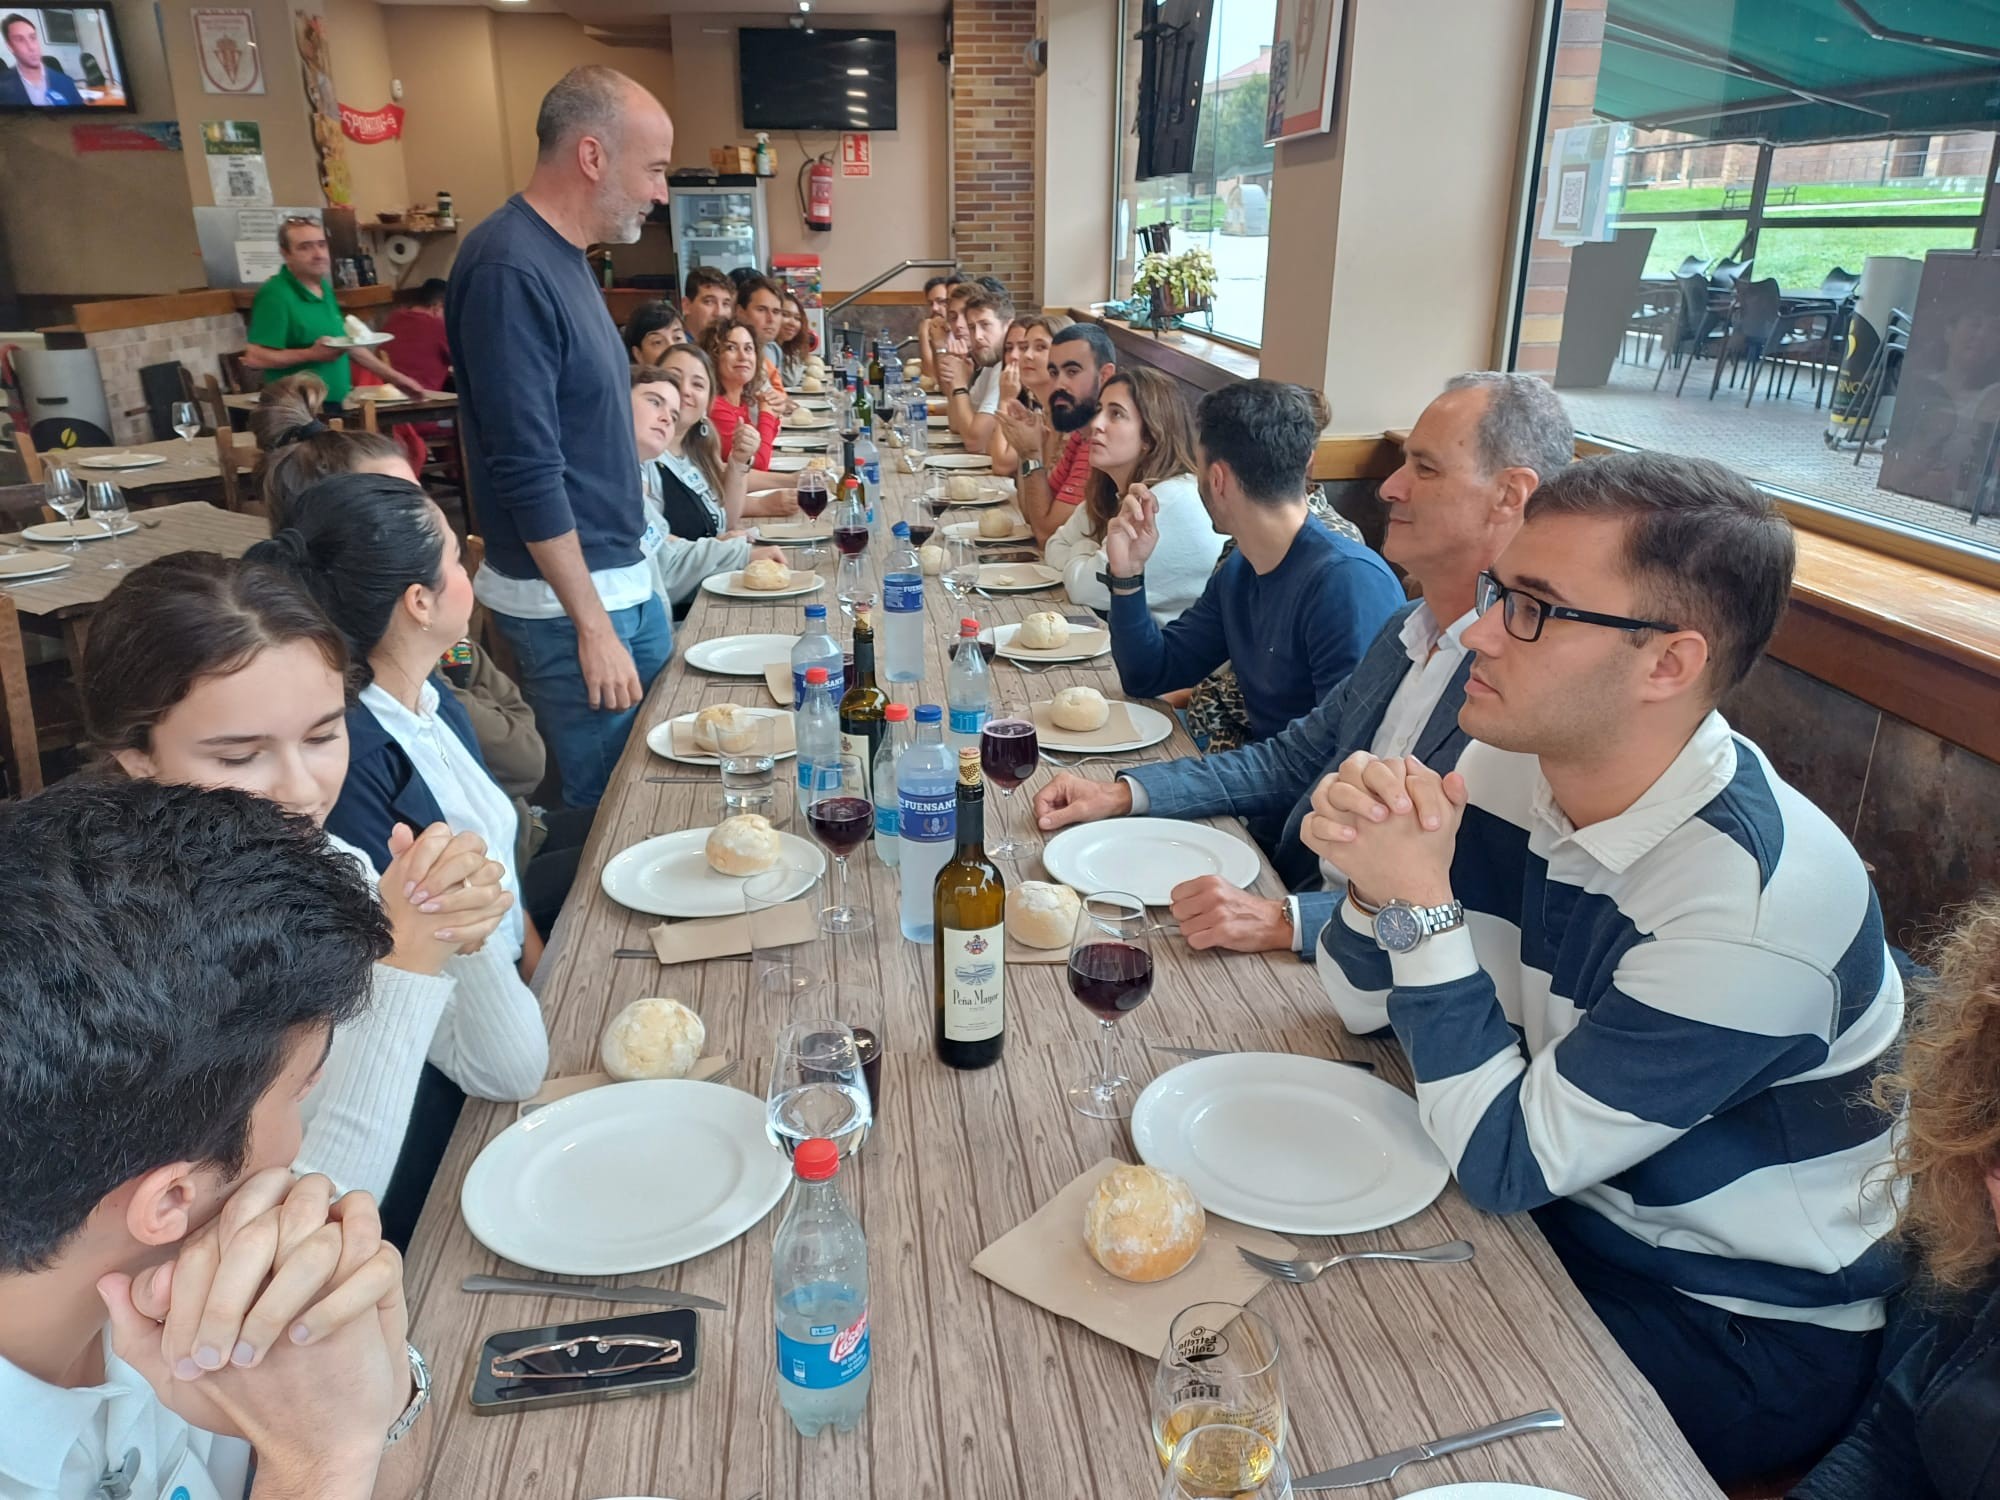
1238, 1239, 1475, 1284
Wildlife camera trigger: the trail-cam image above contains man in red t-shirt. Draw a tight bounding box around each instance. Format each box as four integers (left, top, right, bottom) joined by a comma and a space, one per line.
378, 278, 453, 392
995, 322, 1117, 544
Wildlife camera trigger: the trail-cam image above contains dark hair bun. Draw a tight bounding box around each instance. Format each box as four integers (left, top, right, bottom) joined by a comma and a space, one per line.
246, 527, 313, 571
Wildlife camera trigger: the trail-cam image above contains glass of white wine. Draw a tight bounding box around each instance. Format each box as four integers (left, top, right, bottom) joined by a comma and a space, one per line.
44, 467, 83, 551
172, 400, 202, 444
1151, 1303, 1287, 1476
1158, 1423, 1292, 1500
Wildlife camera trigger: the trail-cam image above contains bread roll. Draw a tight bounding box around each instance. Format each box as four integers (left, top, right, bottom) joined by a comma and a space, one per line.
799, 375, 824, 394
920, 544, 947, 576
692, 703, 761, 754
1007, 881, 1081, 951
1084, 1163, 1206, 1283
741, 558, 794, 592
977, 508, 1017, 539
946, 475, 982, 501
600, 997, 706, 1082
1050, 685, 1110, 732
705, 814, 781, 876
1016, 612, 1071, 651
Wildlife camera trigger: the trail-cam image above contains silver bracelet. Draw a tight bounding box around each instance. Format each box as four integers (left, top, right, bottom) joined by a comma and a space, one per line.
385, 1343, 431, 1447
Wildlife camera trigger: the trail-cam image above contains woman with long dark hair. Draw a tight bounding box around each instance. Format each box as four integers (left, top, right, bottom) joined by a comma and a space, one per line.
1044, 367, 1222, 624
777, 290, 814, 386
701, 317, 782, 472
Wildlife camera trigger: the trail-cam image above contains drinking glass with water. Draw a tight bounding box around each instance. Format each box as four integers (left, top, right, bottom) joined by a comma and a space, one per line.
766, 1018, 873, 1159
717, 712, 778, 823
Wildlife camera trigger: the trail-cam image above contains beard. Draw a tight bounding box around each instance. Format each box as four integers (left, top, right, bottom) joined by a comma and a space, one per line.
599, 186, 650, 245
1048, 391, 1100, 433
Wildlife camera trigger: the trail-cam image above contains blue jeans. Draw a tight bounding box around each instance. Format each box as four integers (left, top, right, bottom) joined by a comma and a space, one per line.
494, 597, 672, 808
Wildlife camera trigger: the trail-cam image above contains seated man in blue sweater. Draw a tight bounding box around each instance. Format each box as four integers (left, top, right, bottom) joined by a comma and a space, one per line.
1103, 379, 1405, 749
1036, 373, 1572, 959
1305, 451, 1904, 1485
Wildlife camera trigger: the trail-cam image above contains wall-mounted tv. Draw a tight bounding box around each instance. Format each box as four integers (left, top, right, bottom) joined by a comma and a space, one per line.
0, 5, 132, 112
739, 28, 897, 133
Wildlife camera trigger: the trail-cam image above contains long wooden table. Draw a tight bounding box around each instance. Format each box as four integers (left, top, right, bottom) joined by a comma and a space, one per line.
400, 459, 1723, 1499
42, 437, 253, 501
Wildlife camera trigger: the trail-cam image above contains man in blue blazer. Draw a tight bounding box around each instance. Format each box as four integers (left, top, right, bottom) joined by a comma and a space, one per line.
1034, 372, 1574, 959
0, 14, 84, 105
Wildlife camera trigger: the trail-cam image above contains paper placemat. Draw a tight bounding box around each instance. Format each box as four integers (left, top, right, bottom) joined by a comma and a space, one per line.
1028, 700, 1139, 747
649, 898, 818, 963
668, 712, 797, 758
973, 1157, 1296, 1357
764, 663, 793, 706
517, 1055, 736, 1118
1009, 940, 1068, 966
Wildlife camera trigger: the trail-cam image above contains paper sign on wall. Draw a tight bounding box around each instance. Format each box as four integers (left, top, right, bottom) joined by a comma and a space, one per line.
203, 119, 272, 208
1539, 123, 1616, 246
841, 132, 871, 177
73, 121, 181, 151
192, 8, 264, 95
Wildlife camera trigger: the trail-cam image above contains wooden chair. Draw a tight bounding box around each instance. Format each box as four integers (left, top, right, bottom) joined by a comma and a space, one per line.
214, 423, 262, 516
13, 425, 44, 485
460, 532, 518, 681
0, 592, 43, 797
199, 373, 232, 435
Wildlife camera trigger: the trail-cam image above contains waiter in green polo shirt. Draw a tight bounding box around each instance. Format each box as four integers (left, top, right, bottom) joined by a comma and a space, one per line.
242, 216, 426, 410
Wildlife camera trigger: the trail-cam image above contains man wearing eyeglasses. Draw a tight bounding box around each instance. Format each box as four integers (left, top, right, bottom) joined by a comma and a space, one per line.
242, 217, 426, 413
1303, 451, 1904, 1486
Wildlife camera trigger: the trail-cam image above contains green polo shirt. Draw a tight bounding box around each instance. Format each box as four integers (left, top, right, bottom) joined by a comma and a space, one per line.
245, 266, 352, 404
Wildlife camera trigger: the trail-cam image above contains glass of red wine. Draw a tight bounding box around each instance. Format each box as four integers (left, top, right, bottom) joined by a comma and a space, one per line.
906, 519, 936, 549
794, 470, 831, 568
1067, 891, 1155, 1119
806, 750, 873, 933
978, 717, 1039, 864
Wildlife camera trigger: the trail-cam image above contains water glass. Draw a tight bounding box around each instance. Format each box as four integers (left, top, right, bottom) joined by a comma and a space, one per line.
810, 977, 884, 1121
835, 552, 876, 619
44, 467, 82, 549
86, 481, 130, 567
766, 1017, 872, 1159
745, 865, 824, 1006
1067, 891, 1155, 1120
942, 533, 980, 601
172, 400, 201, 444
1151, 1304, 1288, 1474
1157, 1424, 1292, 1499
717, 712, 778, 822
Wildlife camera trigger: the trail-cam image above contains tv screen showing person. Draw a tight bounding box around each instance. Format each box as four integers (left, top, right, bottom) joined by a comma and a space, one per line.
0, 7, 129, 109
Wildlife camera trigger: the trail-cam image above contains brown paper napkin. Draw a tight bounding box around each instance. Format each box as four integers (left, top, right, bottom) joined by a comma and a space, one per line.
972, 1157, 1297, 1357
977, 563, 1060, 589
517, 1056, 736, 1119
1009, 940, 1069, 966
1005, 625, 1110, 659
667, 712, 798, 759
1029, 699, 1140, 747
647, 898, 818, 963
764, 663, 794, 705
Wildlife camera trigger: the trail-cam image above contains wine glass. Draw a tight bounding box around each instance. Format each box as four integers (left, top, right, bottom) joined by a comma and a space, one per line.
978, 718, 1038, 864
1066, 890, 1154, 1119
941, 533, 980, 603
806, 749, 871, 933
86, 481, 130, 567
1150, 1304, 1288, 1475
794, 469, 831, 568
172, 400, 202, 444
1157, 1424, 1293, 1499
765, 1017, 872, 1159
44, 467, 83, 551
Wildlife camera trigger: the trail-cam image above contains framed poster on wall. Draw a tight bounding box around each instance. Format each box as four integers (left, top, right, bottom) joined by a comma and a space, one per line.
1263, 0, 1343, 144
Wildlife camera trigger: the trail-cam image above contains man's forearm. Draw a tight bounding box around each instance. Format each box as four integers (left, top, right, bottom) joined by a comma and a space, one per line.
525, 532, 615, 639
243, 343, 330, 372
351, 349, 416, 388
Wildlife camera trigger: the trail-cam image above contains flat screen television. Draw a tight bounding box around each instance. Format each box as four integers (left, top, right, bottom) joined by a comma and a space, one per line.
739, 28, 897, 133
0, 5, 132, 111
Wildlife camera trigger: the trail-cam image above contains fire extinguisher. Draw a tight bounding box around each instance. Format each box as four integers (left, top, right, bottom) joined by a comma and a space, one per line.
800, 153, 834, 233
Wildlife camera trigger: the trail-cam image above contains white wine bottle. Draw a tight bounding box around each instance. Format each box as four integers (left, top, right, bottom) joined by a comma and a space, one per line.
933, 747, 1005, 1069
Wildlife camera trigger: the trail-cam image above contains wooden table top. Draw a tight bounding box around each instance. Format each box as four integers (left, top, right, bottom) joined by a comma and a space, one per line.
223, 390, 459, 417
0, 501, 269, 618
400, 459, 1721, 1500
42, 437, 251, 493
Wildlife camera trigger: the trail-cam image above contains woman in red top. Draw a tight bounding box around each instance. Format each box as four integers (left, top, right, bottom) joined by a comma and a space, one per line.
700, 318, 781, 471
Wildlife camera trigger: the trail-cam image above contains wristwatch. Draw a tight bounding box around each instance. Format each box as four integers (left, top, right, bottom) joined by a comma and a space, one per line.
1347, 882, 1464, 955
1018, 457, 1045, 478
952, 385, 972, 399
385, 1343, 431, 1447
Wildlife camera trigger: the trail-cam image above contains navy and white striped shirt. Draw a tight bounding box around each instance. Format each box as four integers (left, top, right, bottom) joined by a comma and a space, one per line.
1318, 712, 1905, 1332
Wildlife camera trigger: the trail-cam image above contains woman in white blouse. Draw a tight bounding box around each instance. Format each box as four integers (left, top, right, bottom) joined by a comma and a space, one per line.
1044, 367, 1223, 625
79, 551, 547, 1243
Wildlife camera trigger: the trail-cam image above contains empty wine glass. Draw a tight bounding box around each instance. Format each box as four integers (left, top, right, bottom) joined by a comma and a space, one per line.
1157, 1423, 1293, 1499
1151, 1304, 1288, 1476
44, 467, 83, 550
978, 717, 1038, 863
86, 481, 130, 567
765, 1017, 871, 1159
172, 400, 201, 444
941, 533, 980, 602
1067, 890, 1155, 1119
806, 749, 871, 933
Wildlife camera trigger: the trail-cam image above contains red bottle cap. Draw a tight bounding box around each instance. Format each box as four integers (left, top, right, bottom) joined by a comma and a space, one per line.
959, 618, 979, 636
806, 666, 829, 684
793, 1138, 840, 1181
885, 703, 911, 721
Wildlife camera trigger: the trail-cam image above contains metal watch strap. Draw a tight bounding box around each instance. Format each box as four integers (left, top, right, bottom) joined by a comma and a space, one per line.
951, 386, 971, 398
386, 1343, 430, 1447
1018, 457, 1045, 478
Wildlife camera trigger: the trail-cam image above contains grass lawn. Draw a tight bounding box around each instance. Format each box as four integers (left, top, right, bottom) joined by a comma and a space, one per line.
1613, 218, 1979, 289
1614, 183, 1983, 216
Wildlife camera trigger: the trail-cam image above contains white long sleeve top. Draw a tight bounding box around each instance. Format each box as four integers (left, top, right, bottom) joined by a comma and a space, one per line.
1043, 472, 1222, 626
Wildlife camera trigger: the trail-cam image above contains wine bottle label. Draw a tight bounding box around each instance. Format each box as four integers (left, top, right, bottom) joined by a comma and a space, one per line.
940, 923, 1005, 1041
839, 731, 875, 803
899, 786, 955, 844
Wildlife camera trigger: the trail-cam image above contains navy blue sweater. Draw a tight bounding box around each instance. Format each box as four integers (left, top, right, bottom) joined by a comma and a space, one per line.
1108, 516, 1404, 742
325, 676, 491, 875
445, 196, 642, 580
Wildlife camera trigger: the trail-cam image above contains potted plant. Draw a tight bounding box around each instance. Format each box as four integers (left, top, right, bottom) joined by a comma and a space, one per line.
1134, 247, 1219, 323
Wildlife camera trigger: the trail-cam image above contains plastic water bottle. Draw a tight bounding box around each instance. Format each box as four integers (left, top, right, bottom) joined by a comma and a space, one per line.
772, 1137, 871, 1437
854, 425, 881, 523
881, 523, 925, 685
872, 702, 912, 868
897, 705, 956, 942
791, 603, 844, 709
946, 617, 991, 752
796, 667, 839, 795
905, 394, 929, 465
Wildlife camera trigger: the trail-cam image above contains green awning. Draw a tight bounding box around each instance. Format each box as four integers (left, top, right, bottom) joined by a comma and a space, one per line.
1595, 0, 2000, 144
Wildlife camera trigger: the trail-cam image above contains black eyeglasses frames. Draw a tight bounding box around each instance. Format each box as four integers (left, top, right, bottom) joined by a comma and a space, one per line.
1475, 571, 1680, 645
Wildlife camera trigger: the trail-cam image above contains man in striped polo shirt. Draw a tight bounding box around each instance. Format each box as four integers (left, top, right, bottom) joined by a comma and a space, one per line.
1304, 451, 1904, 1484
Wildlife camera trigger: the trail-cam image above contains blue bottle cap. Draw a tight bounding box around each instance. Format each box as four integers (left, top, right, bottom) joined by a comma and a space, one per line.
804, 603, 827, 620
892, 521, 910, 537
914, 704, 943, 724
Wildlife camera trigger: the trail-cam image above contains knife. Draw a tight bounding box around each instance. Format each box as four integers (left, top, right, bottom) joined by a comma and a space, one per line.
461, 1274, 727, 1312
1150, 1044, 1377, 1074
1292, 1409, 1565, 1490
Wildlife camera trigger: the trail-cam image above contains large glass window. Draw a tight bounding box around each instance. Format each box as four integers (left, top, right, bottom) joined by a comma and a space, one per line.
1113, 0, 1278, 346
1510, 2, 2000, 562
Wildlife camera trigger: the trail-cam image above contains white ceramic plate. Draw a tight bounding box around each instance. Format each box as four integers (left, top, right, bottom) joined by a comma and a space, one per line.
784, 413, 835, 431
323, 331, 394, 348
601, 828, 825, 918
1132, 1053, 1451, 1236
461, 1080, 789, 1275
349, 385, 409, 402
700, 568, 823, 600
753, 520, 832, 545
1036, 700, 1175, 754
975, 562, 1062, 593
992, 620, 1110, 663
772, 432, 829, 451
69, 452, 166, 470
0, 553, 71, 580
927, 414, 953, 429
927, 431, 966, 449
1398, 1486, 1584, 1500
685, 633, 798, 676
646, 707, 796, 767
765, 455, 825, 473
924, 453, 993, 471
793, 395, 833, 410
1041, 817, 1260, 906
22, 519, 137, 542
945, 517, 1032, 545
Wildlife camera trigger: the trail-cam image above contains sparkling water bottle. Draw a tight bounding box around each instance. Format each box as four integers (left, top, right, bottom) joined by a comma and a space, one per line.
791, 602, 844, 709
796, 667, 840, 795
880, 523, 926, 685
872, 702, 912, 868
946, 617, 992, 752
772, 1137, 872, 1438
898, 705, 956, 942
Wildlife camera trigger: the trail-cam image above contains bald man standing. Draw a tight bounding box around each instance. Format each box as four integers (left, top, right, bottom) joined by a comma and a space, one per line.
447, 65, 675, 809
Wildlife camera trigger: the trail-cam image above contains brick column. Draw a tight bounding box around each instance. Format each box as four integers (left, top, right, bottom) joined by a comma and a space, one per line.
951, 0, 1040, 300
1513, 0, 1606, 377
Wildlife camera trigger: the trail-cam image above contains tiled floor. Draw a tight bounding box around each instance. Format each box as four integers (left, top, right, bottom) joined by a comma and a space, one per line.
1560, 357, 1998, 549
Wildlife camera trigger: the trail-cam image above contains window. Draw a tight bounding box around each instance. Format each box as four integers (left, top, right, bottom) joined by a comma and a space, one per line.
1113, 0, 1278, 347
1508, 2, 2000, 565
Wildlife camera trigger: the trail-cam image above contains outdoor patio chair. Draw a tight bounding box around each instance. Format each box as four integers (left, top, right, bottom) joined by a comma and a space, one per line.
1667, 273, 1732, 396
1710, 278, 1783, 407
1851, 308, 1913, 464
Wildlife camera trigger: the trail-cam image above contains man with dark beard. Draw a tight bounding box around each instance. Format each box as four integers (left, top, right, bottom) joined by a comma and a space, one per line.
996, 323, 1117, 545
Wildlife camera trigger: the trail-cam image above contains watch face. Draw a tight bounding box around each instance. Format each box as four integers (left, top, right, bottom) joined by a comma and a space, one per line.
1374, 904, 1424, 954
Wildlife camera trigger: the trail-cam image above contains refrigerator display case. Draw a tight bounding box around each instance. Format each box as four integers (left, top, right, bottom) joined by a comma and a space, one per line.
664, 175, 770, 278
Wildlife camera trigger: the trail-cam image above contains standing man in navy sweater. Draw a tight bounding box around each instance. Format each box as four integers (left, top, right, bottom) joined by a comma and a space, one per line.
447, 66, 675, 808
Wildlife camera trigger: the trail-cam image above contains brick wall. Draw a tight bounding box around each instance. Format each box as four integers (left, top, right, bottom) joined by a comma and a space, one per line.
950, 0, 1039, 301
84, 313, 247, 445
1514, 0, 1605, 378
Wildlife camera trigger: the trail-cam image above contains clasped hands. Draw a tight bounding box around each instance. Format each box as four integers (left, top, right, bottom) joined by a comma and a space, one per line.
1300, 752, 1469, 911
